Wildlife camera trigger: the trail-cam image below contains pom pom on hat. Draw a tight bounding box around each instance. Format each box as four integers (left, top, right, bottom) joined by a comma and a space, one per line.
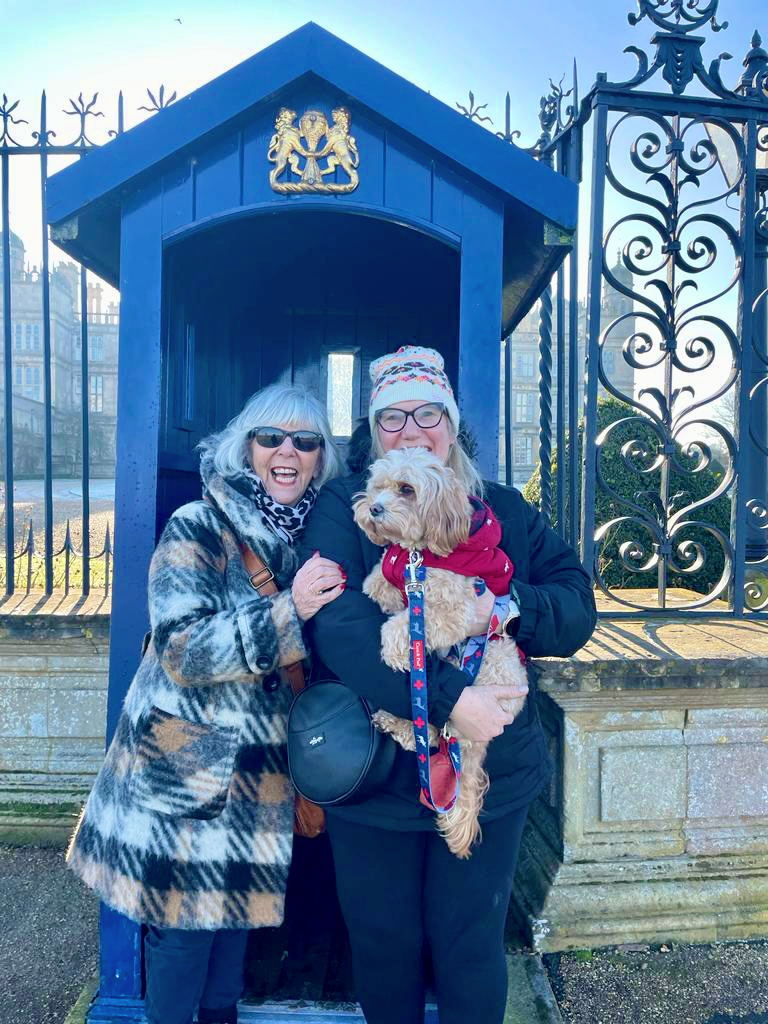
368, 346, 460, 433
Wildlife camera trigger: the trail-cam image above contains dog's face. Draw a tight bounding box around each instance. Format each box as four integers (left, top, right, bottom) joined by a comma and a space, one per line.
353, 448, 472, 556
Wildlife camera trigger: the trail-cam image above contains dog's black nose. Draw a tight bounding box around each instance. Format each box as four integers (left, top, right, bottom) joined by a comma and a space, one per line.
370, 503, 384, 518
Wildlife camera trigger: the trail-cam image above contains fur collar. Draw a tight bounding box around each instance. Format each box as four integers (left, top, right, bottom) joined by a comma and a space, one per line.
200, 451, 298, 586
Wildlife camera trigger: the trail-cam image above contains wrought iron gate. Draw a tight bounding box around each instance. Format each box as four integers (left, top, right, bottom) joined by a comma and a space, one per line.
0, 89, 174, 598
493, 0, 768, 617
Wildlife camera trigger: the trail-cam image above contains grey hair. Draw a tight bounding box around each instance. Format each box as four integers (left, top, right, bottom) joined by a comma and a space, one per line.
371, 422, 484, 497
200, 383, 343, 488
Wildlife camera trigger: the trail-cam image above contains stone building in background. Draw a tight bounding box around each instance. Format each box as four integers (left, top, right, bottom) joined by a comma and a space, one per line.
0, 231, 118, 478
500, 255, 636, 488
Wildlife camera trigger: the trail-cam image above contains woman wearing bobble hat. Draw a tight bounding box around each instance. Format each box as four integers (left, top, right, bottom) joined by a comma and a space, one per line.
300, 346, 596, 1024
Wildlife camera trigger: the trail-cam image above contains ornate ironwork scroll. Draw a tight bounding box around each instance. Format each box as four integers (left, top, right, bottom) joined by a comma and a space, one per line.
579, 0, 768, 615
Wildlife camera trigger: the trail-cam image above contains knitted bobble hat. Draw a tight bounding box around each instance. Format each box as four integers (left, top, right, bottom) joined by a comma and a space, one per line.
368, 346, 460, 434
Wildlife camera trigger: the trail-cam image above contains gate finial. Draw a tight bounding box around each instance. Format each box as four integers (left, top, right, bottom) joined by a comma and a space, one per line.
628, 0, 727, 35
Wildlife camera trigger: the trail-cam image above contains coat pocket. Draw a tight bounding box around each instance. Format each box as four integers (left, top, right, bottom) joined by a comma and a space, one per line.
130, 706, 238, 820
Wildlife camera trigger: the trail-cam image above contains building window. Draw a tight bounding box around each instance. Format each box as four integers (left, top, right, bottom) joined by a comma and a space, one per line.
513, 436, 533, 466
327, 352, 356, 437
33, 324, 40, 351
33, 366, 40, 401
91, 335, 104, 361
89, 374, 104, 413
514, 392, 536, 424
15, 365, 22, 386
15, 323, 21, 351
73, 375, 82, 403
25, 323, 32, 350
515, 352, 536, 378
602, 348, 616, 374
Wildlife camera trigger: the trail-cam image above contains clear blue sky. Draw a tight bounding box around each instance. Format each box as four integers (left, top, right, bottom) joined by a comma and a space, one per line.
3, 0, 766, 289
4, 0, 766, 150
2, 0, 764, 418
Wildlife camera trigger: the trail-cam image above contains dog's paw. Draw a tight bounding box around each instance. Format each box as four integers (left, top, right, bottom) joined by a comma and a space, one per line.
372, 710, 416, 751
363, 566, 404, 615
380, 612, 411, 670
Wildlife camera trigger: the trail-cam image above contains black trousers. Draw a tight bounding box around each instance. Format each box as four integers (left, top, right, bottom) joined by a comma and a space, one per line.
144, 925, 249, 1024
326, 806, 530, 1024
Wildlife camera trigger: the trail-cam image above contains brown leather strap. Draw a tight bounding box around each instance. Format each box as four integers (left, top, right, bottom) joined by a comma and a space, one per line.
203, 498, 323, 837
239, 543, 278, 596
239, 541, 307, 696
202, 496, 307, 694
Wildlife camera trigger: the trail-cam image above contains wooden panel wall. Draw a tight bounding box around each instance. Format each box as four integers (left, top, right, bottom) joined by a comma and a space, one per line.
160, 84, 498, 247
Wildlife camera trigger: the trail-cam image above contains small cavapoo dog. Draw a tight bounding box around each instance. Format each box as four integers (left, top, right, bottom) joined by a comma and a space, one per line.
353, 447, 528, 859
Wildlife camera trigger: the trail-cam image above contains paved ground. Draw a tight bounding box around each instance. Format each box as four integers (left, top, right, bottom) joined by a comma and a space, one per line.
3, 842, 768, 1024
0, 845, 98, 1024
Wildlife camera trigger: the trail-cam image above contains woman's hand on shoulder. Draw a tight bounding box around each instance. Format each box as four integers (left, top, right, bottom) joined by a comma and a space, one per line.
292, 551, 346, 621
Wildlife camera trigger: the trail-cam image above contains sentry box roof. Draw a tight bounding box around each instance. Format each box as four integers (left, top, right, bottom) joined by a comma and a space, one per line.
47, 23, 576, 337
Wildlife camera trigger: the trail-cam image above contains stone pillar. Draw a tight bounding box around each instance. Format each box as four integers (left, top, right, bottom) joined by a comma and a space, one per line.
510, 617, 768, 950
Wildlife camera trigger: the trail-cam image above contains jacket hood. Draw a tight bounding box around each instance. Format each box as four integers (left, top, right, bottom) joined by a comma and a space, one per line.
199, 449, 299, 586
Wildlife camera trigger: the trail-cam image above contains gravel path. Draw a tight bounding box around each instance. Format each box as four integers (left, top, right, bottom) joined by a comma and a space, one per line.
0, 845, 98, 1024
3, 846, 768, 1024
544, 943, 768, 1024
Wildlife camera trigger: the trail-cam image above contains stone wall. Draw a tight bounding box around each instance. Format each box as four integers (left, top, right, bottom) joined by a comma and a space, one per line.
512, 618, 768, 950
0, 615, 110, 845
2, 611, 767, 951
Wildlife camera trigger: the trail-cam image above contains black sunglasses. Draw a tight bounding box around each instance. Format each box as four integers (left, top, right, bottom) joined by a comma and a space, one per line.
249, 426, 325, 453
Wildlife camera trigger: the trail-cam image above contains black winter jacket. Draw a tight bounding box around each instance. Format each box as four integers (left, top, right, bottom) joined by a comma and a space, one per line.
300, 473, 597, 830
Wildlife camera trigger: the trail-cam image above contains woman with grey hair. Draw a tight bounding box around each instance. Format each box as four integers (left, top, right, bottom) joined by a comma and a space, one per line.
66, 383, 345, 1024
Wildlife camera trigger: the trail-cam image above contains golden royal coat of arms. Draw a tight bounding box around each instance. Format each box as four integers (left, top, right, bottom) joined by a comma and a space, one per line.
267, 107, 360, 194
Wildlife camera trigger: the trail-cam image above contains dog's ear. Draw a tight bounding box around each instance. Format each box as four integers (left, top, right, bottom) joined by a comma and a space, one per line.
352, 491, 373, 535
420, 464, 471, 557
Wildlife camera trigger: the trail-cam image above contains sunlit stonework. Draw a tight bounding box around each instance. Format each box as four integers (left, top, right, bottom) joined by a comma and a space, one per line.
267, 106, 360, 194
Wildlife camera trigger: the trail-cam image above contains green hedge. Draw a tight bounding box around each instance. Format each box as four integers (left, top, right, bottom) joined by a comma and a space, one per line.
523, 398, 732, 594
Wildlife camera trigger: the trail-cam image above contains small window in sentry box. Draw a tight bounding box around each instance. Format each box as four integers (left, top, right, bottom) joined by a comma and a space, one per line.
327, 352, 355, 437
183, 323, 195, 423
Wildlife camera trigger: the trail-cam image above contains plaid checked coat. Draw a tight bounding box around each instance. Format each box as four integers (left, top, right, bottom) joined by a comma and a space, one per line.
66, 455, 308, 930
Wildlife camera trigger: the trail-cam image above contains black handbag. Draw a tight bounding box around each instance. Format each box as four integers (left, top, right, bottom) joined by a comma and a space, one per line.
287, 681, 397, 806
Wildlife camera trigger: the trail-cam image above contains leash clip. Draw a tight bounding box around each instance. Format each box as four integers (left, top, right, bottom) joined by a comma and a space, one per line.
404, 549, 425, 594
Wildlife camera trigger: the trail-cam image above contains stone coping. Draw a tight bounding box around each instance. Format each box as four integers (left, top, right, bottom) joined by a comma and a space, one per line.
0, 591, 765, 689
0, 592, 110, 639
0, 591, 111, 617
533, 617, 768, 692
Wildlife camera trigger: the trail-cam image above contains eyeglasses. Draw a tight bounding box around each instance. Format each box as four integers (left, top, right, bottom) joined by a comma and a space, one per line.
249, 427, 325, 452
375, 402, 446, 433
